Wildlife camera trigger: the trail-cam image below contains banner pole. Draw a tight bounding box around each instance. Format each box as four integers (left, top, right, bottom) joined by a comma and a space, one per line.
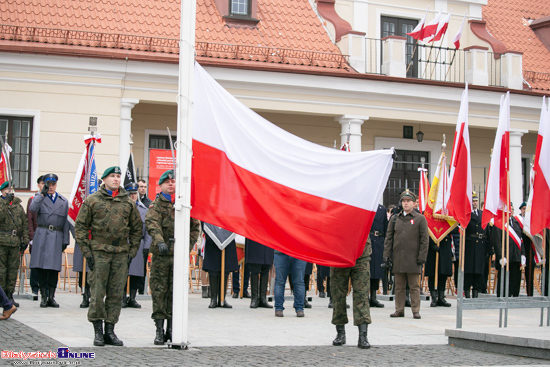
456, 227, 465, 328
499, 207, 505, 327
504, 170, 510, 327
541, 229, 546, 326
221, 249, 225, 305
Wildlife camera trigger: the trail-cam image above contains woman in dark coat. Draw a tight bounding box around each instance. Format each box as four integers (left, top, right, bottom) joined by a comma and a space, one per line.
245, 238, 274, 308
425, 234, 453, 307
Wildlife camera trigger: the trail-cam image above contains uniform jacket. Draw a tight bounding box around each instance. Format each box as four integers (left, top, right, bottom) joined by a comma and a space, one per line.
129, 201, 152, 277
29, 193, 69, 271
383, 210, 429, 274
26, 196, 38, 241
244, 238, 274, 265
75, 186, 142, 259
491, 218, 525, 270
464, 208, 487, 274
145, 193, 200, 257
0, 196, 29, 248
369, 204, 387, 279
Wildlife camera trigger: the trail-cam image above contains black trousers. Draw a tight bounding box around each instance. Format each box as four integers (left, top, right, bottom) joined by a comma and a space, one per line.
428, 275, 447, 292
496, 262, 521, 297
464, 273, 482, 292
124, 275, 144, 294
249, 263, 271, 276
36, 268, 58, 289
524, 245, 535, 297
30, 268, 40, 294
77, 272, 89, 290
232, 263, 250, 293
481, 256, 491, 293
370, 278, 379, 293
317, 273, 331, 295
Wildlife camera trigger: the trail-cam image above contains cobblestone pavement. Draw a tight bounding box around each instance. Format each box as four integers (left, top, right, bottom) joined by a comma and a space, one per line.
1, 319, 549, 367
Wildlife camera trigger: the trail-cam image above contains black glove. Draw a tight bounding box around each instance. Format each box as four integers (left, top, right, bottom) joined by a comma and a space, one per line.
41, 184, 49, 196
19, 242, 28, 253
86, 256, 95, 271
62, 243, 68, 252
143, 248, 150, 261
157, 242, 169, 256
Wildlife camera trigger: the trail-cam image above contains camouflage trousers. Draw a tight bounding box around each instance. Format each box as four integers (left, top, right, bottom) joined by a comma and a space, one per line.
0, 246, 20, 294
330, 254, 371, 326
150, 254, 173, 320
87, 251, 128, 324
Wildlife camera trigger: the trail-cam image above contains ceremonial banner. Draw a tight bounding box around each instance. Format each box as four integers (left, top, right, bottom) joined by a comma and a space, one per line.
190, 63, 394, 267
123, 151, 137, 187
68, 135, 100, 225
203, 223, 236, 251
0, 143, 11, 186
148, 149, 174, 200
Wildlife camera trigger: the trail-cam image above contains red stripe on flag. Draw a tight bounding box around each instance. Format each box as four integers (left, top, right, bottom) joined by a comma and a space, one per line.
531, 134, 550, 234
191, 140, 375, 267
447, 124, 471, 227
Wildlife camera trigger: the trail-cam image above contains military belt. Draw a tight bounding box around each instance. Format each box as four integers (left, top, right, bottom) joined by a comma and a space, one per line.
370, 230, 383, 237
93, 238, 124, 246
38, 224, 63, 232
0, 230, 18, 236
468, 233, 484, 239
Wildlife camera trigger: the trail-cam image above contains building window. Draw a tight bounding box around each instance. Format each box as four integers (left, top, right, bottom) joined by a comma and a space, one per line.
149, 134, 176, 150
230, 0, 250, 16
381, 16, 419, 78
0, 116, 33, 190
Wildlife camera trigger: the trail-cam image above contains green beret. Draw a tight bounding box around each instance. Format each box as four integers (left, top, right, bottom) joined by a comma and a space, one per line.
0, 181, 9, 191
519, 202, 527, 209
101, 166, 121, 179
158, 170, 175, 185
400, 189, 417, 202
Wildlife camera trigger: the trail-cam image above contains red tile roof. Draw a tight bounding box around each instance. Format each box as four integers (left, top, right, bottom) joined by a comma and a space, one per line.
483, 0, 550, 91
0, 0, 348, 70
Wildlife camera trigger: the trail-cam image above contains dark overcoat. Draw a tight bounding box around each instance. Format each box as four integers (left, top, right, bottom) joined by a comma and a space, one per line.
369, 204, 387, 279
29, 193, 70, 271
128, 201, 151, 276
244, 238, 273, 265
464, 209, 486, 274
425, 235, 453, 276
202, 225, 238, 273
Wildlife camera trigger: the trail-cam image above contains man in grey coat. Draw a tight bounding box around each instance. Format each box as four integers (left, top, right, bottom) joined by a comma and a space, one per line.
29, 173, 70, 308
383, 190, 429, 319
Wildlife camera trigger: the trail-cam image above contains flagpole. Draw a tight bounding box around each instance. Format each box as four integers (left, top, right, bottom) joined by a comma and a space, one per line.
171, 0, 197, 349
541, 229, 546, 326
504, 170, 510, 327
444, 49, 457, 82
221, 249, 226, 304
499, 207, 505, 327
456, 226, 465, 328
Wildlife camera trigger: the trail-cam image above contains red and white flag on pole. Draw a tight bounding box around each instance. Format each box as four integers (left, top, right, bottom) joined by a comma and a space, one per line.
421, 12, 441, 42
418, 167, 430, 212
452, 16, 466, 49
0, 143, 12, 186
482, 92, 511, 229
425, 13, 450, 43
407, 15, 426, 41
446, 85, 472, 228
190, 63, 394, 267
529, 97, 550, 235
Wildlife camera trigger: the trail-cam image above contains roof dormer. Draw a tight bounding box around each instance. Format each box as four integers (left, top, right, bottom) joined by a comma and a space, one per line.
214, 0, 260, 25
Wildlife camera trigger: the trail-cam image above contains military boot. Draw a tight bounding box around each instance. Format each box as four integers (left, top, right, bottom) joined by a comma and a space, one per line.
465, 289, 471, 298
430, 290, 438, 307
369, 289, 384, 308
201, 285, 210, 298
164, 319, 172, 343
219, 274, 232, 308
121, 294, 128, 308
332, 325, 346, 346
258, 272, 273, 308
357, 323, 371, 349
7, 291, 19, 308
103, 323, 123, 346
154, 319, 165, 345
127, 289, 141, 308
40, 287, 48, 308
249, 274, 259, 308
328, 297, 333, 308
304, 297, 312, 309
92, 321, 105, 346
472, 289, 479, 298
437, 290, 451, 307
47, 288, 59, 308
208, 273, 219, 308
80, 285, 90, 308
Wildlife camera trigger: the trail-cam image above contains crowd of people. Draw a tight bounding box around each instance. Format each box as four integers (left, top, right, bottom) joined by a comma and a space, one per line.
0, 170, 548, 349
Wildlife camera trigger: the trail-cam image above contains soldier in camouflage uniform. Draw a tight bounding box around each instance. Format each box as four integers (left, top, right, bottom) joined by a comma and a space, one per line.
330, 237, 372, 349
0, 181, 29, 308
75, 166, 142, 347
145, 170, 200, 345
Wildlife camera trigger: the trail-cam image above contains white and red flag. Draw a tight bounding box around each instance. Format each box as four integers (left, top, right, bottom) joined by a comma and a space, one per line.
0, 142, 12, 186
446, 85, 472, 228
421, 12, 442, 42
190, 64, 394, 267
452, 16, 466, 49
529, 97, 550, 235
482, 92, 510, 229
68, 135, 101, 225
406, 15, 426, 41
430, 13, 450, 43
418, 167, 430, 213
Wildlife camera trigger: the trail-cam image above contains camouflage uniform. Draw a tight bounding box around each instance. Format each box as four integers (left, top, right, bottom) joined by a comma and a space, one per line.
330, 238, 372, 326
75, 186, 142, 324
145, 193, 200, 320
0, 196, 29, 295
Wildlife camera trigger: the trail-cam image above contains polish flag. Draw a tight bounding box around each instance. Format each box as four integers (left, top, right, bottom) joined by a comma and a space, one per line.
190, 64, 394, 267
418, 167, 430, 213
523, 165, 545, 264
530, 97, 550, 235
0, 143, 11, 186
407, 15, 426, 41
421, 13, 442, 42
430, 13, 450, 43
452, 16, 466, 49
446, 85, 472, 228
482, 92, 510, 229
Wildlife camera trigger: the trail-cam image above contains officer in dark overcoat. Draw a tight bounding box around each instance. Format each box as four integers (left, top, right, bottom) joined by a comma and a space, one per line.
29, 173, 70, 308
425, 235, 453, 307
464, 193, 486, 297
369, 204, 387, 307
245, 238, 273, 308
202, 223, 238, 308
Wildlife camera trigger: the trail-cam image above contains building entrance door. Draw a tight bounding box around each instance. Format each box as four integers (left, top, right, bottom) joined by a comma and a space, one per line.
383, 149, 430, 207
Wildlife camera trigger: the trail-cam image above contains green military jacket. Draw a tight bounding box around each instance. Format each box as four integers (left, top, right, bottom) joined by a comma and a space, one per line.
0, 196, 29, 247
145, 193, 200, 256
75, 186, 142, 258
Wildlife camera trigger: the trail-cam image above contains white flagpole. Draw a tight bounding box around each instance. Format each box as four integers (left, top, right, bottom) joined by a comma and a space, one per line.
171, 0, 196, 349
